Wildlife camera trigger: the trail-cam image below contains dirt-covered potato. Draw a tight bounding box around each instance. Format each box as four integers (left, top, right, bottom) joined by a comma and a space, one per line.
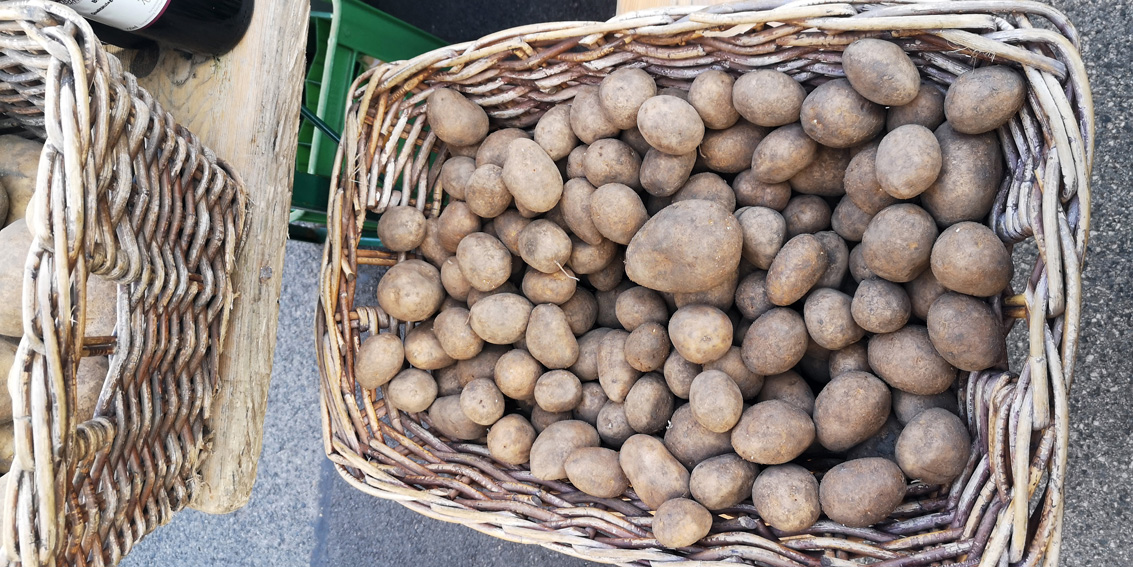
888, 82, 946, 132
945, 66, 1026, 135
469, 293, 532, 345
385, 368, 438, 413
614, 286, 665, 330
595, 282, 631, 326
565, 446, 629, 498
789, 146, 852, 197
843, 145, 897, 215
620, 434, 692, 509
353, 332, 404, 390
832, 197, 873, 243
571, 327, 611, 382
892, 389, 959, 425
752, 464, 821, 532
625, 200, 743, 294
735, 271, 772, 321
584, 139, 641, 189
455, 232, 511, 293
376, 260, 445, 323
782, 195, 832, 237
737, 207, 786, 270
503, 138, 564, 214
530, 420, 600, 480
620, 126, 651, 157
829, 341, 869, 379
653, 498, 712, 548
688, 70, 740, 129
849, 244, 874, 283
559, 178, 603, 246
571, 86, 620, 144
895, 408, 971, 485
734, 170, 791, 211
526, 304, 579, 369
664, 351, 701, 399
429, 395, 489, 440
598, 330, 642, 403
493, 349, 542, 400
569, 236, 618, 276
751, 124, 818, 183
467, 281, 520, 308
460, 377, 505, 425
813, 371, 891, 452
404, 321, 455, 370
819, 458, 906, 527
534, 104, 578, 162
640, 149, 696, 197
798, 338, 832, 384
703, 346, 764, 399
842, 39, 920, 106
493, 210, 532, 256
813, 231, 849, 289
437, 201, 481, 253
456, 346, 508, 386
674, 271, 737, 311
701, 121, 766, 174
927, 292, 1006, 371
869, 325, 956, 395
531, 406, 572, 433
519, 265, 577, 307
518, 219, 572, 274
597, 401, 636, 447
427, 88, 489, 146
435, 366, 462, 397
477, 128, 529, 168
876, 125, 942, 200
852, 278, 911, 334
804, 288, 864, 350
561, 288, 598, 336
534, 370, 584, 413
434, 307, 485, 360
690, 453, 758, 511
566, 144, 589, 179
733, 70, 806, 127
589, 183, 648, 245
449, 143, 480, 158
689, 370, 743, 433
598, 68, 657, 130
906, 268, 947, 321
732, 400, 815, 465
930, 222, 1012, 297
624, 374, 675, 434
439, 257, 472, 302
756, 371, 815, 413
440, 156, 476, 201
625, 322, 670, 373
800, 79, 885, 148
665, 404, 733, 468
464, 164, 512, 218
668, 305, 732, 364
487, 414, 536, 465
637, 95, 705, 156
765, 234, 829, 306
921, 124, 1003, 226
742, 308, 808, 375
847, 415, 902, 462
861, 204, 938, 283
376, 206, 427, 252
573, 382, 609, 424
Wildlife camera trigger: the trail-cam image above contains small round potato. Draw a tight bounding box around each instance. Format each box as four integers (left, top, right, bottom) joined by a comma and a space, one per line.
733, 70, 806, 127
376, 206, 427, 252
565, 446, 630, 498
597, 401, 636, 447
571, 86, 620, 144
598, 68, 657, 130
927, 292, 1006, 371
689, 70, 740, 129
441, 156, 476, 200
892, 389, 959, 425
742, 308, 808, 375
571, 328, 611, 381
690, 453, 758, 511
852, 278, 912, 334
944, 66, 1026, 135
518, 219, 573, 274
625, 322, 671, 372
703, 346, 764, 399
493, 210, 532, 255
620, 434, 692, 509
469, 293, 533, 345
782, 195, 832, 237
766, 234, 829, 306
921, 124, 1003, 227
813, 371, 891, 452
888, 82, 946, 131
731, 400, 815, 465
637, 95, 705, 155
831, 197, 873, 243
641, 149, 696, 197
584, 138, 641, 188
895, 408, 971, 485
653, 499, 712, 548
756, 371, 815, 413
663, 351, 702, 400
813, 231, 850, 289
464, 164, 513, 218
429, 395, 488, 440
526, 304, 579, 369
598, 330, 643, 403
561, 288, 598, 336
534, 104, 578, 161
819, 458, 906, 527
665, 404, 734, 468
737, 207, 786, 270
487, 413, 537, 465
689, 370, 743, 433
530, 420, 600, 480
673, 172, 736, 212
494, 348, 542, 400
624, 374, 675, 434
573, 382, 609, 424
861, 204, 938, 283
355, 333, 405, 390
876, 125, 942, 199
734, 169, 791, 211
804, 288, 865, 350
522, 266, 577, 305
427, 88, 489, 146
404, 320, 455, 370
625, 200, 743, 294
751, 124, 818, 183
477, 128, 530, 168
800, 79, 886, 148
844, 145, 897, 215
616, 286, 668, 331
906, 257, 948, 320
376, 260, 445, 322
701, 121, 766, 173
752, 464, 821, 532
455, 232, 512, 292
735, 271, 773, 320
503, 138, 565, 214
386, 368, 438, 413
829, 341, 870, 379
560, 178, 604, 246
930, 222, 1012, 297
669, 305, 733, 364
535, 370, 584, 413
789, 146, 853, 197
842, 39, 920, 106
460, 377, 506, 425
590, 183, 648, 245
437, 200, 482, 252
868, 325, 957, 395
434, 307, 485, 360
569, 236, 618, 275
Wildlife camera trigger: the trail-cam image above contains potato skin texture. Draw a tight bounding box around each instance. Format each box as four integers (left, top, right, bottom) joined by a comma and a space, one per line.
702, 121, 766, 174
530, 420, 600, 480
813, 371, 891, 452
752, 464, 821, 532
804, 288, 865, 351
733, 70, 806, 127
742, 308, 808, 376
800, 79, 885, 148
665, 404, 733, 469
597, 330, 642, 403
888, 82, 945, 132
597, 401, 636, 447
637, 95, 705, 156
690, 454, 758, 511
565, 447, 630, 498
386, 368, 437, 413
944, 66, 1026, 135
689, 70, 740, 129
571, 86, 620, 144
926, 292, 1006, 371
930, 221, 1012, 297
876, 125, 942, 200
921, 124, 1003, 227
756, 371, 815, 414
377, 260, 445, 322
652, 498, 712, 548
868, 325, 957, 395
502, 138, 564, 214
668, 305, 733, 365
534, 104, 578, 161
895, 408, 971, 485
526, 304, 579, 369
590, 183, 648, 245
625, 200, 743, 294
892, 389, 959, 426
842, 39, 920, 106
620, 434, 692, 509
355, 333, 405, 390
494, 348, 542, 400
844, 145, 897, 215
469, 293, 533, 345
377, 206, 427, 252
456, 232, 512, 292
487, 414, 537, 465
819, 458, 906, 527
852, 278, 912, 334
598, 68, 657, 130
429, 395, 488, 441
427, 88, 489, 146
689, 370, 743, 433
641, 149, 696, 197
624, 374, 675, 434
766, 234, 829, 306
731, 400, 815, 465
861, 204, 938, 283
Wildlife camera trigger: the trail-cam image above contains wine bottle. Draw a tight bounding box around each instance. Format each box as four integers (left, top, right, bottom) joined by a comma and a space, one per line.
56, 0, 254, 56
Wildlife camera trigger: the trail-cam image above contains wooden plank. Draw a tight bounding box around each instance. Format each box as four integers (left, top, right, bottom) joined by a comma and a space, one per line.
617, 0, 731, 15
110, 2, 309, 514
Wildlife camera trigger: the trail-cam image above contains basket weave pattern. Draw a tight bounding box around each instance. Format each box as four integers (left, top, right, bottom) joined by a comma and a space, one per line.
317, 2, 1093, 565
0, 2, 248, 565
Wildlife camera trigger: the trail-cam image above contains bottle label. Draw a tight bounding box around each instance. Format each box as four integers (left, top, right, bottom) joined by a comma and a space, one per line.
59, 0, 172, 31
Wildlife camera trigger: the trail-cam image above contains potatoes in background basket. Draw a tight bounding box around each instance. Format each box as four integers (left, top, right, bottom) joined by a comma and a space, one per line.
361, 41, 1025, 538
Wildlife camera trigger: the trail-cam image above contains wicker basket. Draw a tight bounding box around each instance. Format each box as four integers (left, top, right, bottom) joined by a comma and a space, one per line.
317, 1, 1092, 565
0, 2, 248, 565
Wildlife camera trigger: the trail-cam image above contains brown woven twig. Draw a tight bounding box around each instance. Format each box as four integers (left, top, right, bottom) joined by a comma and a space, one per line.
317, 1, 1093, 565
0, 2, 248, 565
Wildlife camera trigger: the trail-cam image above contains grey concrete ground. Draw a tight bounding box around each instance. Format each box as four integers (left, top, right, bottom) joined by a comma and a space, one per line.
122, 0, 1132, 565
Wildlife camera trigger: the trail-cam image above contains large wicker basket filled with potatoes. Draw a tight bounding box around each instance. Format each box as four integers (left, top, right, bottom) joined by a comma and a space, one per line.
317, 1, 1092, 565
0, 2, 248, 565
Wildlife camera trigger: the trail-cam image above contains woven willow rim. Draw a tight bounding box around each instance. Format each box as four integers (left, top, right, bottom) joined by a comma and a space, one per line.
318, 2, 1093, 565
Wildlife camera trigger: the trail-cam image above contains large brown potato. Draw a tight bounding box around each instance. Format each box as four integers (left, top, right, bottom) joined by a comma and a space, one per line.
944, 66, 1026, 135
756, 371, 815, 414
876, 125, 942, 200
733, 70, 806, 127
765, 234, 828, 306
752, 464, 821, 532
920, 124, 1003, 227
590, 183, 648, 245
427, 88, 489, 146
503, 138, 564, 214
598, 68, 657, 130
620, 434, 692, 509
652, 498, 712, 548
669, 305, 732, 364
800, 79, 885, 148
731, 400, 815, 465
868, 325, 957, 395
929, 222, 1012, 297
861, 204, 938, 283
469, 293, 532, 345
530, 420, 600, 480
565, 446, 630, 498
701, 121, 766, 174
665, 404, 733, 468
926, 292, 1006, 371
534, 104, 578, 161
888, 82, 946, 132
742, 308, 808, 376
690, 453, 758, 511
689, 70, 740, 129
842, 39, 920, 106
637, 95, 705, 156
895, 408, 971, 485
813, 371, 891, 452
625, 200, 743, 294
376, 260, 445, 322
487, 413, 537, 465
819, 458, 906, 527
456, 232, 512, 292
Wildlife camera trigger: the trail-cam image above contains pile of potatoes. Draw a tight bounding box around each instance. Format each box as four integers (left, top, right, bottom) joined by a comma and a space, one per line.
0, 135, 114, 481
359, 38, 1023, 547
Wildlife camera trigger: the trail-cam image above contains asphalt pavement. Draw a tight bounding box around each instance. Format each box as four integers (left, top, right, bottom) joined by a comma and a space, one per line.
121, 0, 1133, 565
